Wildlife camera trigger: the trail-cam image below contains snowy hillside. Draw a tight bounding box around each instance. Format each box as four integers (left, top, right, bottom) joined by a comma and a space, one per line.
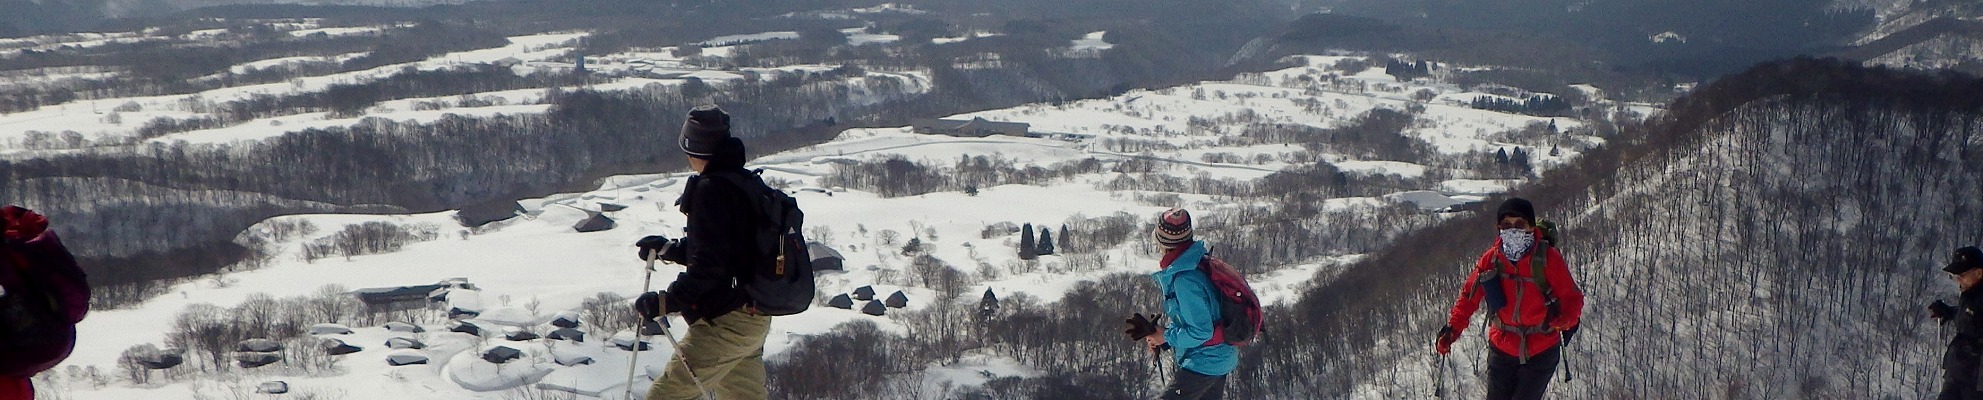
40, 54, 1614, 399
1222, 58, 1983, 399
0, 26, 929, 151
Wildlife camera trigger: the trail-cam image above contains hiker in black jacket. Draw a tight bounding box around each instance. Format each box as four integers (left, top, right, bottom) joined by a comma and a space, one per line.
632, 105, 774, 400
1935, 246, 1983, 400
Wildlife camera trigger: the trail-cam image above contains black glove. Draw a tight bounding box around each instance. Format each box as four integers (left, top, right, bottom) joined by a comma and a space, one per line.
636, 235, 673, 261
634, 291, 668, 319
1933, 300, 1959, 324
1124, 313, 1162, 341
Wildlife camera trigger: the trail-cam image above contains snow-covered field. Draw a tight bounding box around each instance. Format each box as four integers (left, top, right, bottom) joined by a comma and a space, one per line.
39, 50, 1622, 398
0, 27, 933, 152
952, 55, 1597, 169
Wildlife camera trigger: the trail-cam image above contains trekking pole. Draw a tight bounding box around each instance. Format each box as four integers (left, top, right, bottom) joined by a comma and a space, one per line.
626, 254, 714, 400
1561, 342, 1573, 383
624, 255, 657, 400
1432, 351, 1446, 399
1560, 328, 1576, 383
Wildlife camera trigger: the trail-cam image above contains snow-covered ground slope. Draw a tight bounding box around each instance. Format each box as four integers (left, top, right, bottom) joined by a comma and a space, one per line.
46, 54, 1617, 399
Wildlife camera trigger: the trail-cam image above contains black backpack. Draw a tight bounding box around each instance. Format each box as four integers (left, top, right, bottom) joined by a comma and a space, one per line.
710, 170, 816, 316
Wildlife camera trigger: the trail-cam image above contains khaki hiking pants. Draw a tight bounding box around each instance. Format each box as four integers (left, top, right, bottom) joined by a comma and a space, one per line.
647, 308, 773, 400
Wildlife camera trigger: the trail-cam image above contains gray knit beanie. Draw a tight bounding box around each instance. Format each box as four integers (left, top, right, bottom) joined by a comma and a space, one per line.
680, 105, 731, 158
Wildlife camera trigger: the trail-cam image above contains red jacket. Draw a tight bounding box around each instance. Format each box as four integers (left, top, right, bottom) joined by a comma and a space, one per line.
1446, 230, 1584, 358
0, 376, 28, 400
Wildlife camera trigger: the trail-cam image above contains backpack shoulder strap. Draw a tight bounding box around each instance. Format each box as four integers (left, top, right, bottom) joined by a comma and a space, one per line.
706, 170, 773, 214
706, 169, 766, 193
1530, 242, 1553, 299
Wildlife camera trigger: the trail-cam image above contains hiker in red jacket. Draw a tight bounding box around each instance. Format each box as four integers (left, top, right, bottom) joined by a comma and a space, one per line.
0, 205, 91, 400
1436, 198, 1583, 400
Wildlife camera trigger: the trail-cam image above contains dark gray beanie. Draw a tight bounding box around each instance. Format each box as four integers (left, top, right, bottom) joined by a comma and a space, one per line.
1496, 197, 1535, 223
680, 105, 731, 158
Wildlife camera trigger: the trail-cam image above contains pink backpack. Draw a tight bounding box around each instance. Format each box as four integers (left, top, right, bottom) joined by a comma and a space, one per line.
1199, 256, 1263, 346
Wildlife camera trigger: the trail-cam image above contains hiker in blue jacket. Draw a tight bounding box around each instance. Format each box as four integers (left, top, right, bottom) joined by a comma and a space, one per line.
1144, 208, 1238, 400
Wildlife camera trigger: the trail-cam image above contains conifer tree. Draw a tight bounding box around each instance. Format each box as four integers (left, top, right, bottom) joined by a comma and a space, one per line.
1018, 223, 1037, 260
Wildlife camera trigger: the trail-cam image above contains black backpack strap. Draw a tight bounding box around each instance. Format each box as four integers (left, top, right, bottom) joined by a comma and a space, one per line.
708, 171, 768, 210
703, 170, 779, 254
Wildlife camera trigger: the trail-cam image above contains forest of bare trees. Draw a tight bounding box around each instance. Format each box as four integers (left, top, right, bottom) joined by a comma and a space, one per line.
1220, 58, 1983, 399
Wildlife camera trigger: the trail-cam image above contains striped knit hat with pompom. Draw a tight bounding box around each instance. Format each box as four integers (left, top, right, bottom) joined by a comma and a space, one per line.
1154, 208, 1193, 247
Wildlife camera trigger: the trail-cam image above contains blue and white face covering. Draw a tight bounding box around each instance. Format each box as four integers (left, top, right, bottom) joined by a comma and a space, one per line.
1500, 228, 1535, 261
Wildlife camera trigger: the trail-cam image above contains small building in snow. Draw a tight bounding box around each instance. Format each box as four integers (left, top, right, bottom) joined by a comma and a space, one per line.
386, 337, 425, 350
137, 353, 183, 370
386, 350, 429, 366
321, 339, 363, 356
808, 242, 845, 272
547, 328, 586, 342
455, 198, 525, 228
384, 321, 424, 333
236, 352, 282, 368
482, 346, 523, 364
911, 117, 1030, 137
573, 211, 617, 232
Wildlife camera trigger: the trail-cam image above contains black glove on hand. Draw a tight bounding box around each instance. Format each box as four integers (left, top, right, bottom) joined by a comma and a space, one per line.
1124, 313, 1162, 341
634, 291, 668, 319
635, 235, 673, 261
1933, 300, 1959, 323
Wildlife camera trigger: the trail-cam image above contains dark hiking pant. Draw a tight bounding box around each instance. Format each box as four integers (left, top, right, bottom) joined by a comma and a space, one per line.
1486, 345, 1559, 400
1160, 369, 1227, 400
1935, 370, 1983, 400
1941, 377, 1983, 400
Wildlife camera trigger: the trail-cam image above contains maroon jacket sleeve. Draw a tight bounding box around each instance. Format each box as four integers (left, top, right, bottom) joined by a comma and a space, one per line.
1544, 247, 1582, 329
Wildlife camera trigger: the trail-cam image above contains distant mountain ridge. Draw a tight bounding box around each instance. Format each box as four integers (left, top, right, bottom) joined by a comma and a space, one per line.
0, 0, 476, 35
1838, 0, 1983, 72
